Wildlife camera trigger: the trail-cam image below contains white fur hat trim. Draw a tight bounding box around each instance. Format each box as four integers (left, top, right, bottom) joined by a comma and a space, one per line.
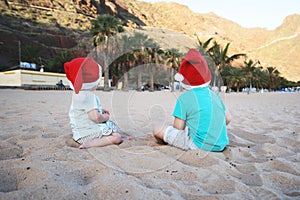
69, 64, 102, 92
174, 73, 184, 82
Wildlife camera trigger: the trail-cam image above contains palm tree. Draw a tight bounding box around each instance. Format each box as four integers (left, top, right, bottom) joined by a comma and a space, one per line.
221, 65, 246, 92
252, 67, 267, 91
207, 42, 246, 88
90, 14, 123, 90
208, 42, 245, 72
243, 59, 260, 93
145, 45, 162, 92
196, 36, 213, 54
46, 51, 72, 73
265, 66, 280, 91
164, 48, 182, 92
22, 45, 40, 65
115, 34, 135, 91
273, 70, 281, 90
130, 32, 157, 91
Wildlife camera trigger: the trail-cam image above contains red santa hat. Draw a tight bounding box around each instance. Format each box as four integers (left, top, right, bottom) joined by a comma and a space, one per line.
175, 49, 211, 87
64, 57, 102, 94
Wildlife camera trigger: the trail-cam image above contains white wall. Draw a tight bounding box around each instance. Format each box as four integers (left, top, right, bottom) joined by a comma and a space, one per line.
0, 70, 69, 87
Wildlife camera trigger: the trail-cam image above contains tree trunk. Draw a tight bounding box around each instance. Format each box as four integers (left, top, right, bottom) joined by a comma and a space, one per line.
99, 0, 105, 14
122, 63, 128, 91
103, 58, 110, 91
103, 36, 110, 91
170, 67, 175, 92
149, 64, 154, 92
137, 66, 142, 91
213, 67, 222, 92
4, 0, 10, 8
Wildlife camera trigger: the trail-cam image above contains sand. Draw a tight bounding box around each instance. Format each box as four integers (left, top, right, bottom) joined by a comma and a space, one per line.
0, 89, 299, 199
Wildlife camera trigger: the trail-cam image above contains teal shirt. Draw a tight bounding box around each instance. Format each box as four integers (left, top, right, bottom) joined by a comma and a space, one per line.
172, 87, 228, 151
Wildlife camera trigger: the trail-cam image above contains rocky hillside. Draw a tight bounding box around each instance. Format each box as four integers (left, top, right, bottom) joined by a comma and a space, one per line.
0, 0, 299, 81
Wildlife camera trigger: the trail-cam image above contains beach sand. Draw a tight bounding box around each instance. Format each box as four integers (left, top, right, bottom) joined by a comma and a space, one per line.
0, 89, 299, 199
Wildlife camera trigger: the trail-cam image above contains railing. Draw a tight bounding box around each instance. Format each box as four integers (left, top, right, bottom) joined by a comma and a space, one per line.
22, 84, 71, 91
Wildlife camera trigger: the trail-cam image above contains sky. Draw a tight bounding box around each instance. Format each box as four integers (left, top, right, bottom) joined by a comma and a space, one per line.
141, 0, 300, 30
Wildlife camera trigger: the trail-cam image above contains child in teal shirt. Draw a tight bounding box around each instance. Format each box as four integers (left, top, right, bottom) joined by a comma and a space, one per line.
153, 49, 231, 152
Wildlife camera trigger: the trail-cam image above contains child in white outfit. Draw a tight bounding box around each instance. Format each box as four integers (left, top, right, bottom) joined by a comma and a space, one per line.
64, 57, 122, 149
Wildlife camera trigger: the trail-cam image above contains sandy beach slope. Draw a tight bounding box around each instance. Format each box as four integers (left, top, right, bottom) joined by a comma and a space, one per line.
0, 89, 299, 199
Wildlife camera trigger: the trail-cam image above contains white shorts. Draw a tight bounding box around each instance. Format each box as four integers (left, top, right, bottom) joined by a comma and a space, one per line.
76, 120, 118, 144
163, 126, 199, 150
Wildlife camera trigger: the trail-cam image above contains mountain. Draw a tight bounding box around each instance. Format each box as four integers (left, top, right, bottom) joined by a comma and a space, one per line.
0, 0, 299, 81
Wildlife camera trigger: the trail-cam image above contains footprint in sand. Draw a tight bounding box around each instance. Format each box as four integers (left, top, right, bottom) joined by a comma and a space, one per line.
0, 166, 48, 193
0, 139, 23, 160
262, 172, 300, 197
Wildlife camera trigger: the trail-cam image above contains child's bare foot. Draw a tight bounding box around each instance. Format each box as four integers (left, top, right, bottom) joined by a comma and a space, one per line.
79, 133, 123, 149
146, 132, 154, 138
146, 131, 167, 144
122, 136, 133, 141
65, 138, 80, 148
79, 139, 92, 149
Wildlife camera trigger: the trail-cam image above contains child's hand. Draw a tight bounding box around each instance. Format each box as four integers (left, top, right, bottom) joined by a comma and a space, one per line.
102, 109, 110, 115
88, 109, 109, 123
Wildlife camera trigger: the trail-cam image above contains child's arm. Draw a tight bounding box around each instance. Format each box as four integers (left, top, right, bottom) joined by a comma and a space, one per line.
88, 109, 109, 123
225, 109, 232, 125
173, 117, 186, 130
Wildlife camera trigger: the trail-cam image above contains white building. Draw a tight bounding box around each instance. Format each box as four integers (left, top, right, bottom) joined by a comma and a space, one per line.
0, 69, 69, 88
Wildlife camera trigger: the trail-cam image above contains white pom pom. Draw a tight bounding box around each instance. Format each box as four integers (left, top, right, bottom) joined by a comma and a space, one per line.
174, 73, 184, 82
